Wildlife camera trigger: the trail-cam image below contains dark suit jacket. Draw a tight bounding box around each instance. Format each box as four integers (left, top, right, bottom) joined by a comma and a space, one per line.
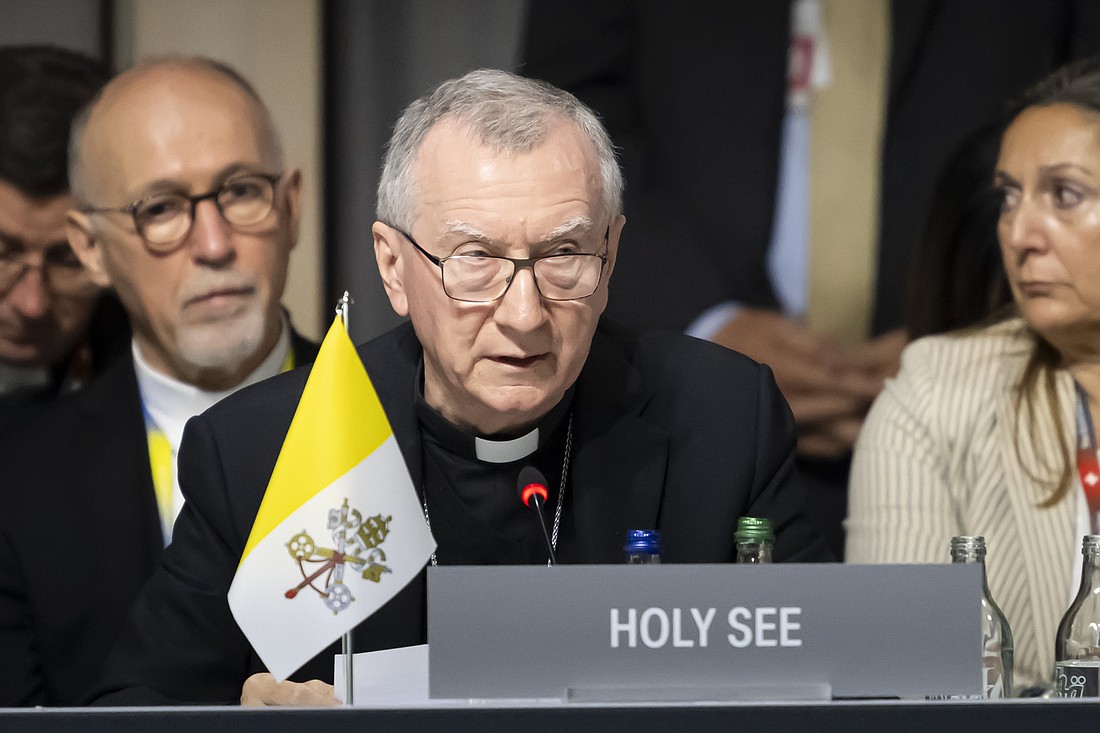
523, 0, 1100, 335
90, 320, 829, 705
0, 329, 318, 707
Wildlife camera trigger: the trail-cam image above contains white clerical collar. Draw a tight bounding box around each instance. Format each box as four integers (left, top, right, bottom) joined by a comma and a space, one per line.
474, 428, 540, 464
133, 316, 291, 452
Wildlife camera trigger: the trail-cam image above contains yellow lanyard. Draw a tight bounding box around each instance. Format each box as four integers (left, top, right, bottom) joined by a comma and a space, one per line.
145, 349, 296, 540
147, 429, 174, 541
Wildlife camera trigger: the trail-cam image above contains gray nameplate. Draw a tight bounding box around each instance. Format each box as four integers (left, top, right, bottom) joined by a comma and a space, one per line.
427, 564, 981, 700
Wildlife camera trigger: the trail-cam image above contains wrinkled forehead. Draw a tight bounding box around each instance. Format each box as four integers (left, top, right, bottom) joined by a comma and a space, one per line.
410, 118, 606, 228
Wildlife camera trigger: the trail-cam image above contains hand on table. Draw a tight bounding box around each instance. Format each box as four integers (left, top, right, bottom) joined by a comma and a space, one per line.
240, 672, 340, 706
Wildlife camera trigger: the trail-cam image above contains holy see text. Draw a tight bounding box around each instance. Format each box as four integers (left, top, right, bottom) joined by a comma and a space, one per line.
609, 606, 803, 649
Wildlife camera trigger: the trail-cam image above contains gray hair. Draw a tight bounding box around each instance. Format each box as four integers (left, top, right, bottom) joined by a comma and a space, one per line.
68, 55, 284, 202
377, 68, 623, 230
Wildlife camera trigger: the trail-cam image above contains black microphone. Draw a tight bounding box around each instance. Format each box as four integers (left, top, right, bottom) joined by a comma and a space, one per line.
517, 466, 557, 565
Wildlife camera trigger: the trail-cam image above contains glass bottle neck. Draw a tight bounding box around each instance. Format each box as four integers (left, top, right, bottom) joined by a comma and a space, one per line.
950, 536, 986, 564
736, 542, 773, 563
951, 549, 992, 596
626, 551, 661, 564
1078, 550, 1100, 593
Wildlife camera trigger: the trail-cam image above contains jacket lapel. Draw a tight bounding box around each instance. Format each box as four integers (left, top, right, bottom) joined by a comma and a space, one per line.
359, 323, 425, 491
74, 358, 164, 578
564, 328, 669, 563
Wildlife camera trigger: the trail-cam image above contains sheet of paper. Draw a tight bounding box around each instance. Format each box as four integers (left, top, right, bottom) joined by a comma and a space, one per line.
333, 644, 429, 705
332, 644, 566, 707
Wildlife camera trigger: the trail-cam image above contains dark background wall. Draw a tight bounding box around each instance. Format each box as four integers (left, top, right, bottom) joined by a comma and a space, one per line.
0, 0, 109, 58
325, 1, 526, 342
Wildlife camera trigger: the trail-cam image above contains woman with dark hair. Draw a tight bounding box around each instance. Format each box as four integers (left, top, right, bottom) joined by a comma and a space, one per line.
847, 57, 1100, 690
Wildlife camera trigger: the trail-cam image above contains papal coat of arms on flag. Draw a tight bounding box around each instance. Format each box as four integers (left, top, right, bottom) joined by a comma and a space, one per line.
227, 317, 436, 681
285, 499, 393, 613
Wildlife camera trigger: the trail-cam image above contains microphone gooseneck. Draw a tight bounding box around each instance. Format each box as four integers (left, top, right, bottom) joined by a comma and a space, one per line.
517, 466, 557, 565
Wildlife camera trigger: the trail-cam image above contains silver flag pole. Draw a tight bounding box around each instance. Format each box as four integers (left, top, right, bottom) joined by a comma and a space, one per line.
336, 291, 354, 706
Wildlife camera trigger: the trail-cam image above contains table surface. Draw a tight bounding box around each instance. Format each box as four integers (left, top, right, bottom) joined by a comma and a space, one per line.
2, 698, 1098, 733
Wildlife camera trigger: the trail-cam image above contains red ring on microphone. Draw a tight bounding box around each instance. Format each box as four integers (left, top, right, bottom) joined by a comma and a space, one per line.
521, 482, 549, 507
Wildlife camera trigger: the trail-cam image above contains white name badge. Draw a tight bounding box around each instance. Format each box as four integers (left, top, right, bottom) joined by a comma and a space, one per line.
427, 564, 981, 700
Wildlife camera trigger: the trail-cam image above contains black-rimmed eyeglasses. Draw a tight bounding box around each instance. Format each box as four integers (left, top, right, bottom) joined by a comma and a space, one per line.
79, 172, 283, 251
390, 225, 609, 303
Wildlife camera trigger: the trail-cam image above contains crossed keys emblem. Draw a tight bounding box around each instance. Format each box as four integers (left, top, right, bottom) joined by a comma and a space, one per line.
284, 498, 392, 614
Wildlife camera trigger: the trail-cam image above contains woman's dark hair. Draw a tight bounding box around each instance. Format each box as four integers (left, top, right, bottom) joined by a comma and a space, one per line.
1010, 55, 1100, 118
904, 121, 1013, 340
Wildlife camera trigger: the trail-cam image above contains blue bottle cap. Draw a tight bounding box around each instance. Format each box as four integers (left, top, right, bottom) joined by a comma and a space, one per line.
624, 529, 662, 555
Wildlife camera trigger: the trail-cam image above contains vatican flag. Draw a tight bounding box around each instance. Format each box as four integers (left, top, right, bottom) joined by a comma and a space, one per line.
228, 318, 436, 681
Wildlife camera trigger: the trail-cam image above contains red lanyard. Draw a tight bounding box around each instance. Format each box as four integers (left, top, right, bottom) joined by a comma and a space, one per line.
1074, 383, 1100, 534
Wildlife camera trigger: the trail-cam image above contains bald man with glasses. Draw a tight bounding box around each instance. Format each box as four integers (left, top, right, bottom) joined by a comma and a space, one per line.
0, 57, 318, 707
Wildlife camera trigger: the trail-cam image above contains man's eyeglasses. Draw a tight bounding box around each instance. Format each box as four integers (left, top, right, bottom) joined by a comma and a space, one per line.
0, 239, 95, 297
390, 225, 609, 303
0, 243, 94, 297
79, 172, 283, 251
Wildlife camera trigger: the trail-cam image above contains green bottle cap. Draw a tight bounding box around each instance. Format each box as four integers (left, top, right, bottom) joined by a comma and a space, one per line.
734, 516, 774, 543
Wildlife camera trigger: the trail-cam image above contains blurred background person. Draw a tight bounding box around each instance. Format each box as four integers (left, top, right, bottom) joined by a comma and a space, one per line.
847, 57, 1100, 690
0, 45, 127, 421
0, 56, 317, 707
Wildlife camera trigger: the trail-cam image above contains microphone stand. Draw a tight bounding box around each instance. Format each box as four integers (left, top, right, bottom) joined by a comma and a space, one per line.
531, 494, 557, 565
518, 467, 557, 566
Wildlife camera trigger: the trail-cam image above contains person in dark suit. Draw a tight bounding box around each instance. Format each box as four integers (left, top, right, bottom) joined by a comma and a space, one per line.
522, 0, 1100, 557
0, 46, 128, 419
0, 57, 318, 707
89, 69, 828, 707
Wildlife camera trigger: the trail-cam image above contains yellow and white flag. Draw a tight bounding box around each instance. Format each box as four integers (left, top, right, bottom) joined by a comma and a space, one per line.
228, 318, 436, 681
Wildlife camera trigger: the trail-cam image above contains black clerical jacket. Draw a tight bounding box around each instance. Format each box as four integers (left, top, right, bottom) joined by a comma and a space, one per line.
92, 320, 828, 705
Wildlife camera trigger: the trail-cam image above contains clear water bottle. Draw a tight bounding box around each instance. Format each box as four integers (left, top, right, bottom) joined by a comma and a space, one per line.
734, 516, 774, 563
1055, 535, 1100, 697
951, 536, 1013, 698
624, 529, 662, 564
